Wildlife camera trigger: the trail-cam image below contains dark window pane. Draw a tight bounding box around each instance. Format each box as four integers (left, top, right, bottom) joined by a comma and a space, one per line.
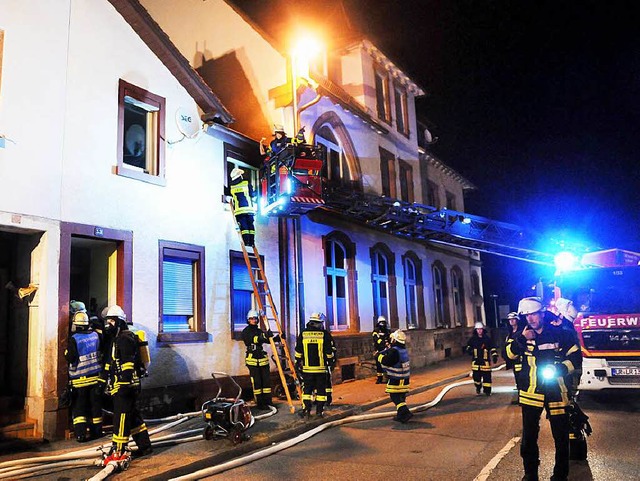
123, 102, 147, 170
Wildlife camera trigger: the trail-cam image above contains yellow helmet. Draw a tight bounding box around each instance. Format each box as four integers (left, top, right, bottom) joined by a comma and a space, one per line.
390, 329, 406, 344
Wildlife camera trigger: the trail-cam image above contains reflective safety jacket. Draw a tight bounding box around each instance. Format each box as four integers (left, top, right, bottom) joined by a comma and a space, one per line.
466, 332, 498, 371
506, 324, 582, 411
66, 331, 102, 388
504, 328, 523, 374
242, 324, 270, 367
295, 326, 336, 374
231, 176, 256, 216
107, 330, 141, 395
378, 344, 410, 393
372, 327, 390, 353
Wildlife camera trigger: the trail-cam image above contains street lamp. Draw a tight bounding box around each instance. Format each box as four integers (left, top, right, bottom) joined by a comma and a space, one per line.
489, 294, 499, 328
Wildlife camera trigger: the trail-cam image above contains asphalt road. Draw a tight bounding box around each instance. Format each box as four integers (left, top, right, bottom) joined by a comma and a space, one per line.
199, 372, 640, 481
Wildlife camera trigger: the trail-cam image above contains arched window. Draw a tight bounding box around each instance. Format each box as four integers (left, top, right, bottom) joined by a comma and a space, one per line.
451, 266, 466, 327
325, 237, 349, 330
371, 249, 390, 320
323, 232, 359, 332
404, 257, 417, 329
317, 125, 350, 186
432, 261, 448, 328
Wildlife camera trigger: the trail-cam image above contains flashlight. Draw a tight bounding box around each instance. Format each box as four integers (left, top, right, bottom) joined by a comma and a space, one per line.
541, 364, 557, 380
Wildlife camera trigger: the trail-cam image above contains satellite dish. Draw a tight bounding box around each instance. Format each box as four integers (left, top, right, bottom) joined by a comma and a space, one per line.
176, 106, 201, 138
423, 128, 438, 145
125, 124, 145, 156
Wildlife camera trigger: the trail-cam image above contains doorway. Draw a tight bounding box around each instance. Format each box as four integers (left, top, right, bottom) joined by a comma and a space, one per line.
70, 237, 118, 318
0, 230, 42, 419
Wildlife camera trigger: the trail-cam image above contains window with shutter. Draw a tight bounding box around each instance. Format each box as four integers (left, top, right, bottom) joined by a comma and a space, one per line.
158, 241, 207, 342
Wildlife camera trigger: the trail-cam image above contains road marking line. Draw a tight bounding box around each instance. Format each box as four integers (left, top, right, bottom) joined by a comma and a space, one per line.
473, 436, 521, 481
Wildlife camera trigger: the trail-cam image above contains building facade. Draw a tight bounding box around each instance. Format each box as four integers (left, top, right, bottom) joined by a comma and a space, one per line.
0, 0, 485, 439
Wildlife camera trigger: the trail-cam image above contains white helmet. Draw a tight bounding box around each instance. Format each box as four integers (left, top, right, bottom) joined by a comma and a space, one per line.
518, 297, 545, 315
309, 312, 326, 322
555, 298, 578, 322
507, 312, 519, 320
246, 309, 260, 320
390, 329, 406, 344
105, 305, 127, 322
230, 167, 244, 180
377, 316, 386, 323
474, 322, 485, 330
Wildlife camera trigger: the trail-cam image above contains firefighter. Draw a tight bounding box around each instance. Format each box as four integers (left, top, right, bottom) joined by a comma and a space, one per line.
295, 312, 336, 418
507, 297, 582, 481
372, 316, 391, 384
242, 309, 278, 410
102, 305, 152, 464
378, 329, 412, 423
259, 124, 291, 158
230, 166, 256, 247
64, 302, 103, 442
466, 322, 498, 396
503, 311, 525, 402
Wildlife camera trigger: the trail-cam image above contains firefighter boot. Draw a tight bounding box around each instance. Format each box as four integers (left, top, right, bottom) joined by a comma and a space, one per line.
131, 430, 153, 458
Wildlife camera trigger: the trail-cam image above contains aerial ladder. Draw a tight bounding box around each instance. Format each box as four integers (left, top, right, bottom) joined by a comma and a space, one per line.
228, 201, 302, 414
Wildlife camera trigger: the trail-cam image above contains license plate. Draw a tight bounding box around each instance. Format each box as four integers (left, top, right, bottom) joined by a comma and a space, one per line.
611, 368, 640, 376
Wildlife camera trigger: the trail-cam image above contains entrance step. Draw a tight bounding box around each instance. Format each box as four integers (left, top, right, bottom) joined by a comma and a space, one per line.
0, 419, 36, 439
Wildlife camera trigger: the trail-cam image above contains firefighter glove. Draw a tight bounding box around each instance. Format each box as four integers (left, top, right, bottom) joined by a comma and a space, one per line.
492, 355, 498, 364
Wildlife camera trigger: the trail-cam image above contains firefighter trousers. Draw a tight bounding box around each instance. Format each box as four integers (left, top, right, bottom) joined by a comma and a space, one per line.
71, 384, 103, 439
472, 368, 492, 394
236, 214, 255, 247
111, 387, 151, 454
247, 364, 272, 406
521, 404, 570, 480
301, 372, 327, 413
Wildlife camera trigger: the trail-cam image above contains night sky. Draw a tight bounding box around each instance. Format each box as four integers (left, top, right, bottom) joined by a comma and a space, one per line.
231, 0, 640, 310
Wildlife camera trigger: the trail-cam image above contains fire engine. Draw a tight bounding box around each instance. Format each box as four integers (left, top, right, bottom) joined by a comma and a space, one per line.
554, 249, 640, 390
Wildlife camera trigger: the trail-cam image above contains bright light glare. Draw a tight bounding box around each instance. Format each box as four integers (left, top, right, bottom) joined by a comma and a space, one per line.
541, 364, 556, 380
292, 36, 322, 59
554, 251, 579, 273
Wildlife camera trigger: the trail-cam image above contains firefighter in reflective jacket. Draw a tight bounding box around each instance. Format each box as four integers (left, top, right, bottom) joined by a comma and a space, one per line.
378, 329, 412, 423
507, 297, 582, 481
466, 322, 498, 396
230, 167, 256, 247
102, 305, 152, 464
242, 309, 278, 410
64, 303, 103, 442
295, 312, 336, 418
372, 316, 391, 384
503, 311, 525, 401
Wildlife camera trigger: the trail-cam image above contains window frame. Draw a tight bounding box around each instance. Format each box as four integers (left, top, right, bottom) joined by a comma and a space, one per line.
394, 82, 409, 136
229, 250, 265, 340
322, 232, 360, 333
398, 159, 414, 203
317, 129, 349, 186
427, 181, 439, 208
432, 261, 449, 328
379, 147, 397, 198
324, 237, 350, 331
403, 257, 417, 329
116, 79, 166, 186
374, 64, 391, 124
445, 190, 457, 210
158, 240, 207, 343
451, 266, 466, 327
